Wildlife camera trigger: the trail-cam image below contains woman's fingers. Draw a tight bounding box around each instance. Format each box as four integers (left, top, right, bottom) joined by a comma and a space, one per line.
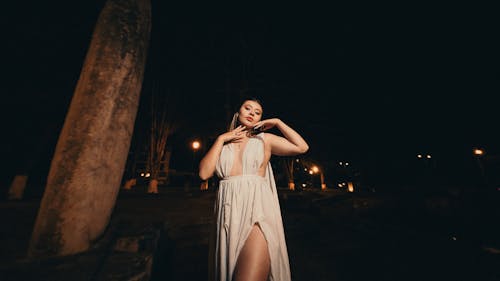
254, 121, 266, 131
233, 125, 244, 133
229, 135, 244, 143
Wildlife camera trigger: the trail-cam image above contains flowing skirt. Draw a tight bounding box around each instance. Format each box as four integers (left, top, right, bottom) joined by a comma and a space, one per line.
209, 175, 291, 281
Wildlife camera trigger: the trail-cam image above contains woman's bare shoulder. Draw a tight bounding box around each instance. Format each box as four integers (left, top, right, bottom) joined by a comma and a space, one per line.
261, 132, 281, 140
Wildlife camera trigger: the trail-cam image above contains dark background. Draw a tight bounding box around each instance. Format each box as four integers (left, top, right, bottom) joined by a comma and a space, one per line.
2, 1, 498, 191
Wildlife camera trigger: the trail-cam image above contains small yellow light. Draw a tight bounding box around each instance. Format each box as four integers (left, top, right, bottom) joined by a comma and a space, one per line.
473, 148, 484, 156
192, 140, 201, 150
348, 182, 354, 192
311, 166, 319, 173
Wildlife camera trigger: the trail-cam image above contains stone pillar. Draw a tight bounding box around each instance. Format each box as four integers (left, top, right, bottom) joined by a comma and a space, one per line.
28, 0, 151, 258
147, 179, 159, 194
8, 174, 28, 200
123, 178, 137, 190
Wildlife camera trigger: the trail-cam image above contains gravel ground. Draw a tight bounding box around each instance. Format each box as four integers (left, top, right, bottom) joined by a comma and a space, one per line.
1, 187, 499, 281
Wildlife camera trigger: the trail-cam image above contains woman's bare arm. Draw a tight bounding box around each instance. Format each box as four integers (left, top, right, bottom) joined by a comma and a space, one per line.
198, 125, 246, 180
255, 118, 309, 156
198, 137, 225, 180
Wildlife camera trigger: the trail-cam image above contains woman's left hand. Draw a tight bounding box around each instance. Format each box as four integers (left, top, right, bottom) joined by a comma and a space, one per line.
253, 118, 281, 131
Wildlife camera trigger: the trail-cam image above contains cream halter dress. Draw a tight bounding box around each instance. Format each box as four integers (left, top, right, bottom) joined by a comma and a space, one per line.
208, 132, 291, 281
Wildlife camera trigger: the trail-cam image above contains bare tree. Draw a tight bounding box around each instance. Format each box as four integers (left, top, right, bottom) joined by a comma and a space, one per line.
282, 157, 296, 190
146, 84, 179, 193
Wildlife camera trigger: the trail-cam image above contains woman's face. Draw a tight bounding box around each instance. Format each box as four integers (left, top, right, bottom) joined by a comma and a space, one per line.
238, 100, 263, 128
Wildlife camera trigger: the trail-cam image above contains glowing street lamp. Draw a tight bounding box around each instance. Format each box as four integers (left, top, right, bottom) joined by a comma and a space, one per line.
192, 140, 201, 151
473, 147, 487, 186
192, 140, 209, 190
311, 166, 319, 174
473, 148, 484, 156
190, 140, 201, 172
417, 154, 432, 159
310, 165, 326, 190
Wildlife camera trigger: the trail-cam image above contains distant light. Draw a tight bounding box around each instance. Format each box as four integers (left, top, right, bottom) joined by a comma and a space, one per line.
347, 182, 354, 192
145, 172, 151, 177
302, 184, 306, 187
140, 173, 145, 177
417, 154, 422, 158
311, 166, 319, 173
473, 148, 484, 156
192, 140, 201, 150
345, 162, 349, 166
304, 168, 308, 171
295, 159, 300, 162
309, 170, 314, 175
451, 236, 457, 241
339, 162, 343, 165
426, 154, 432, 159
338, 183, 342, 188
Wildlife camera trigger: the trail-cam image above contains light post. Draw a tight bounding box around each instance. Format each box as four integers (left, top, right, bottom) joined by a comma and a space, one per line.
338, 161, 353, 192
473, 148, 487, 187
192, 140, 201, 150
192, 140, 209, 190
311, 165, 327, 190
191, 140, 201, 174
416, 153, 434, 185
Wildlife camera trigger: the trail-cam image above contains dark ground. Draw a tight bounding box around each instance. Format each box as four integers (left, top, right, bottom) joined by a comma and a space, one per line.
1, 186, 500, 281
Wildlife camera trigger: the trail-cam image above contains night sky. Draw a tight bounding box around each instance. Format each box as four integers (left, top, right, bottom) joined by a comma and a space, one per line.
2, 1, 498, 188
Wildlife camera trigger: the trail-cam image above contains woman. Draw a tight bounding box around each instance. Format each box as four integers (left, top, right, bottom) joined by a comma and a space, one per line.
199, 97, 309, 281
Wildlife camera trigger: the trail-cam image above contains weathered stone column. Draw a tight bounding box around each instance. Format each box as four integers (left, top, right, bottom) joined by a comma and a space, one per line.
28, 0, 151, 258
8, 174, 28, 200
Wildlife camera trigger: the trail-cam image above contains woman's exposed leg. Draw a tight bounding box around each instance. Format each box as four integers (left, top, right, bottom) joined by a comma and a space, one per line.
233, 224, 270, 281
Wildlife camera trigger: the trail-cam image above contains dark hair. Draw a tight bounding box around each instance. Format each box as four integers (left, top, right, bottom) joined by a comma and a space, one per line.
228, 96, 264, 131
234, 96, 263, 112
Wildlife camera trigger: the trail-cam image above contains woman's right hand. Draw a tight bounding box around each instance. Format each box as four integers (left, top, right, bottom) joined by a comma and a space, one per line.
219, 125, 246, 143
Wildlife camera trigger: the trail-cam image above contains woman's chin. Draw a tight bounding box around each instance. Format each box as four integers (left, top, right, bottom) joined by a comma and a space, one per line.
239, 120, 252, 127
